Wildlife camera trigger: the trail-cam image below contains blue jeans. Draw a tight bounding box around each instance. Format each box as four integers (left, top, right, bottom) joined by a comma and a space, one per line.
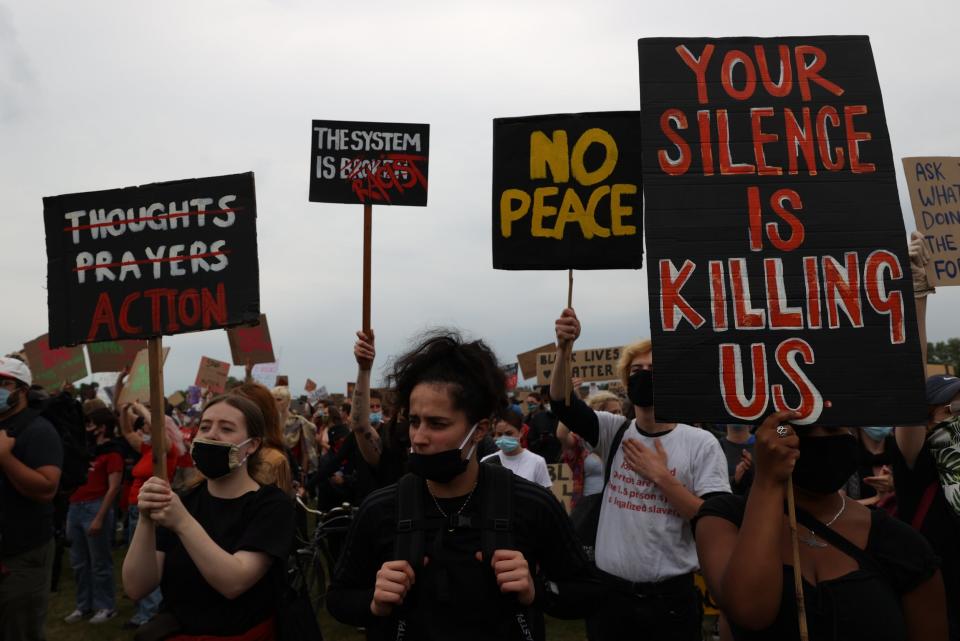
66, 498, 115, 612
127, 506, 162, 623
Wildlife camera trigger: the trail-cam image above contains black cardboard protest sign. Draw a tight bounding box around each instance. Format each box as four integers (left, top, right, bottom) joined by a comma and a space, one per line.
309, 120, 430, 206
492, 112, 643, 270
638, 36, 925, 426
43, 172, 260, 347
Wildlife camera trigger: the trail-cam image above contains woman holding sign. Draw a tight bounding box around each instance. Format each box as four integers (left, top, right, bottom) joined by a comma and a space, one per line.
122, 395, 294, 640
693, 411, 948, 641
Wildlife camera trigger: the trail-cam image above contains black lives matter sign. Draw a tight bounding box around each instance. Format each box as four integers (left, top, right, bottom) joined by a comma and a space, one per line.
43, 172, 260, 347
309, 120, 429, 206
638, 36, 926, 426
492, 112, 643, 270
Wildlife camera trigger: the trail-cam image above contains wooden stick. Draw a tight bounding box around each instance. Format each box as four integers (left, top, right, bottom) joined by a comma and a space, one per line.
362, 204, 372, 333
147, 337, 168, 480
786, 474, 809, 641
563, 269, 574, 401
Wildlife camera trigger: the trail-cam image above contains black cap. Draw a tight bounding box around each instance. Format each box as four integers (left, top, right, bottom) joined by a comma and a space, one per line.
925, 374, 960, 405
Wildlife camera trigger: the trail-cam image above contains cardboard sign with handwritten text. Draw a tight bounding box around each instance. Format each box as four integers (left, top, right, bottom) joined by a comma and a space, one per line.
22, 334, 88, 392
902, 156, 960, 286
195, 356, 230, 394
536, 346, 622, 385
226, 314, 275, 365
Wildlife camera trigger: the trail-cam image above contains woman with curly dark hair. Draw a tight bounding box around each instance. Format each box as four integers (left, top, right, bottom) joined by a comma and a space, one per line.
327, 329, 601, 641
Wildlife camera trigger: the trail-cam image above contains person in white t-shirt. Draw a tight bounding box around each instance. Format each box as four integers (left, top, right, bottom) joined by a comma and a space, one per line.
481, 411, 553, 488
549, 307, 730, 641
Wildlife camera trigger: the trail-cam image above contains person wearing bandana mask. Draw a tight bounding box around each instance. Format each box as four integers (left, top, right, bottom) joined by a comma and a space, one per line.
695, 411, 948, 641
0, 357, 63, 641
549, 308, 730, 641
123, 395, 294, 640
327, 330, 602, 640
889, 230, 960, 640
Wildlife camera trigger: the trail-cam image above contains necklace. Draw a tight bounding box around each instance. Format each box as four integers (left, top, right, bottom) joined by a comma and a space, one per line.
798, 494, 846, 548
426, 480, 478, 533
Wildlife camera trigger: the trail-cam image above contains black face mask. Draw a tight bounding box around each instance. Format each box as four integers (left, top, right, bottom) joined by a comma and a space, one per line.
793, 433, 858, 494
406, 424, 478, 483
628, 370, 654, 408
191, 437, 252, 480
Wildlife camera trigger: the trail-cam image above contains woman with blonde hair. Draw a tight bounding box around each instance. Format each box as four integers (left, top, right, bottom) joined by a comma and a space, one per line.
230, 383, 293, 495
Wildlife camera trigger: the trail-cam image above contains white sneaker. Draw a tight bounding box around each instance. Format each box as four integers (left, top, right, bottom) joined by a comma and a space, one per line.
63, 609, 89, 623
89, 609, 117, 624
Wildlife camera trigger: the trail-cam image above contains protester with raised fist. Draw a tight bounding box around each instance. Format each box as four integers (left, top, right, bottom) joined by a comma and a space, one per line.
549, 308, 730, 641
122, 395, 294, 640
694, 412, 947, 641
327, 330, 601, 640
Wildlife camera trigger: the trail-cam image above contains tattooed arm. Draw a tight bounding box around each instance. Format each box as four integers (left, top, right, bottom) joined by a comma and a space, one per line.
352, 330, 382, 468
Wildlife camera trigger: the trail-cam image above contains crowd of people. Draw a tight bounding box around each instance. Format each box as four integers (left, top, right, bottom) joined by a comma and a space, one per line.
0, 230, 956, 641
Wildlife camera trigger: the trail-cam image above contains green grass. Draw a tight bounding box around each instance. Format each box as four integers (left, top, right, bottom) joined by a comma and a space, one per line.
45, 545, 587, 641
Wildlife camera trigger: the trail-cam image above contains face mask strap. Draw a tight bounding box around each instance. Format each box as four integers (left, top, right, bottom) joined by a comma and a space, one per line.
460, 422, 480, 459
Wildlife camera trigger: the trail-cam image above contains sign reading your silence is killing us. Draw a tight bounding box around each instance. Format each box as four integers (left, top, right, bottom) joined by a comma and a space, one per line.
43, 173, 261, 347
638, 36, 926, 426
492, 112, 643, 270
309, 120, 430, 206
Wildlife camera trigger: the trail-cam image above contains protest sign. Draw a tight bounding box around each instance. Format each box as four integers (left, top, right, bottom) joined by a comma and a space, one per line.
902, 157, 960, 286
276, 375, 289, 387
167, 391, 186, 407
195, 356, 230, 394
547, 463, 575, 512
536, 346, 622, 386
251, 362, 278, 388
118, 346, 169, 405
492, 112, 643, 270
927, 362, 956, 377
638, 36, 925, 426
502, 363, 519, 391
305, 378, 317, 392
309, 120, 430, 206
22, 334, 88, 392
87, 340, 146, 373
517, 342, 556, 380
42, 172, 260, 347
226, 313, 275, 365
186, 385, 202, 407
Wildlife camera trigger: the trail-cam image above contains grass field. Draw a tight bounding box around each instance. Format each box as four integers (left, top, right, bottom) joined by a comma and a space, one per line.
45, 546, 588, 641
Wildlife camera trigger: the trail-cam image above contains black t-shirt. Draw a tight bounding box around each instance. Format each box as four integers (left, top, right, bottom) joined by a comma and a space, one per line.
156, 482, 295, 635
694, 494, 939, 641
327, 465, 602, 641
0, 409, 63, 556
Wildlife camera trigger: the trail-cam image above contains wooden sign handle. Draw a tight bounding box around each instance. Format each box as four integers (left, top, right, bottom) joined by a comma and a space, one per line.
148, 337, 168, 480
563, 269, 574, 401
362, 204, 372, 333
786, 474, 810, 641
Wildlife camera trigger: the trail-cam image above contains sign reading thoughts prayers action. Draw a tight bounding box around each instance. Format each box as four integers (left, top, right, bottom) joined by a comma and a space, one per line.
43, 173, 260, 347
309, 120, 430, 206
638, 36, 925, 426
492, 112, 643, 269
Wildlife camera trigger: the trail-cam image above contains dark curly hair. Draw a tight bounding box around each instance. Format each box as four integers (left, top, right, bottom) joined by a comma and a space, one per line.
389, 330, 507, 425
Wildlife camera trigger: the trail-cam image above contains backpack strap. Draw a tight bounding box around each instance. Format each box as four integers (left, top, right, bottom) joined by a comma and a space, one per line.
795, 509, 888, 580
480, 464, 514, 564
394, 473, 428, 572
602, 419, 632, 490
910, 482, 939, 531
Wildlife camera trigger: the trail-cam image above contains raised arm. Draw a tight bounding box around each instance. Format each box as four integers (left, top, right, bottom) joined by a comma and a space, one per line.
897, 231, 934, 469
352, 330, 382, 467
549, 309, 601, 446
696, 410, 798, 631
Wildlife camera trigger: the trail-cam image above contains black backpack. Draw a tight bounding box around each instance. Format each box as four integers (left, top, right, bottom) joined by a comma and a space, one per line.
393, 464, 536, 641
22, 392, 91, 496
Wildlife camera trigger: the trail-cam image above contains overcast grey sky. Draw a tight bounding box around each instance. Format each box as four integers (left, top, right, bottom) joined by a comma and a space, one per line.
2, 0, 958, 395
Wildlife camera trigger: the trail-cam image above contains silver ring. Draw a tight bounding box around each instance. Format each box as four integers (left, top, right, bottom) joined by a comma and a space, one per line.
776, 425, 790, 438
